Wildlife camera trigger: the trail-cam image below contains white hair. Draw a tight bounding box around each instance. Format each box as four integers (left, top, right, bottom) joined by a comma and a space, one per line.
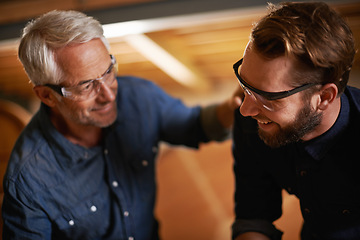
18, 10, 110, 86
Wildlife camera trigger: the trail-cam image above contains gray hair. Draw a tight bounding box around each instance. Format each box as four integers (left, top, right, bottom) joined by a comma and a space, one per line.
18, 10, 110, 86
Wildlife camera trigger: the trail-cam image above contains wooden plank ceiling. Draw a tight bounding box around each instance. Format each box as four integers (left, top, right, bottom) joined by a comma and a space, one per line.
0, 0, 359, 105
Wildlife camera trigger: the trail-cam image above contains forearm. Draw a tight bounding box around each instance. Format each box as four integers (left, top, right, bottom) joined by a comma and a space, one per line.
215, 99, 236, 129
200, 104, 231, 141
215, 86, 243, 129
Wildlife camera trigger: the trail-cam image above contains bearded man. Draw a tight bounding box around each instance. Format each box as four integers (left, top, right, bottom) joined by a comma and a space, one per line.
231, 2, 359, 240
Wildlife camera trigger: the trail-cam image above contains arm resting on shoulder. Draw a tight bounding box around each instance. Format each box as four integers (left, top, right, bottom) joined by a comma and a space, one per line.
216, 86, 243, 128
200, 87, 243, 141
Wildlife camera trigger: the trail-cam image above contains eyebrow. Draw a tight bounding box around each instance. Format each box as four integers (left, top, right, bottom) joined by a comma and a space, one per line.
75, 60, 113, 87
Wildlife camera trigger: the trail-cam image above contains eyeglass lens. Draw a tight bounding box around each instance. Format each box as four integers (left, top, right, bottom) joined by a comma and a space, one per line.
240, 82, 277, 111
62, 56, 117, 101
90, 66, 117, 94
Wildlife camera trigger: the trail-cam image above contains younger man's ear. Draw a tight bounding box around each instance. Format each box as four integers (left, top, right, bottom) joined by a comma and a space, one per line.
33, 86, 58, 107
317, 83, 338, 111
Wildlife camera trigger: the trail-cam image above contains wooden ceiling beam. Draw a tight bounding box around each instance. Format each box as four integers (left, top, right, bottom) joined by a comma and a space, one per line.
0, 0, 158, 25
121, 33, 212, 92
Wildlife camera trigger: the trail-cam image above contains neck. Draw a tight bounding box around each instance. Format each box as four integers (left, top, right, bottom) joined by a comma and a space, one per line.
49, 110, 103, 148
302, 97, 341, 141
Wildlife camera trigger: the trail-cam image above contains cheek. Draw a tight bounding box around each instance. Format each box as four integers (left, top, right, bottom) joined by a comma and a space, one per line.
271, 99, 303, 126
75, 103, 93, 118
273, 112, 296, 127
60, 100, 92, 119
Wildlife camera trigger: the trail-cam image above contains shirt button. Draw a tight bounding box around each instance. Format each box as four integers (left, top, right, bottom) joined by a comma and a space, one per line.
142, 160, 148, 167
90, 205, 97, 212
104, 149, 109, 155
69, 220, 75, 226
300, 170, 307, 177
304, 208, 311, 214
112, 181, 119, 187
124, 211, 129, 217
342, 209, 351, 214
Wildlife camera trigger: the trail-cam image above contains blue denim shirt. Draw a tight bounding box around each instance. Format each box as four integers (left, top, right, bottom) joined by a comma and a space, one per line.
2, 76, 214, 240
232, 86, 360, 240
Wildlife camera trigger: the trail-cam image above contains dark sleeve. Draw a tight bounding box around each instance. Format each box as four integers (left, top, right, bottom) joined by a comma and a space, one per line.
232, 110, 283, 240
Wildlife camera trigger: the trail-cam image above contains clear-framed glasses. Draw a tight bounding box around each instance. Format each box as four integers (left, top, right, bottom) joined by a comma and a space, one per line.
233, 58, 317, 111
45, 54, 117, 101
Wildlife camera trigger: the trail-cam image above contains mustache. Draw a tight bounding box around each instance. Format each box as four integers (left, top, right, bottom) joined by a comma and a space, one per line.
252, 115, 272, 123
90, 101, 115, 111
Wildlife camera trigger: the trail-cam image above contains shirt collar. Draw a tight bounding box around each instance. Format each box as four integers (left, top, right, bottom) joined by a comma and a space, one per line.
38, 103, 101, 167
300, 92, 350, 161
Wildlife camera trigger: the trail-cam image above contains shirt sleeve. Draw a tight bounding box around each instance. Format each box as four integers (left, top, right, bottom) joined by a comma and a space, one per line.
156, 92, 208, 147
125, 77, 209, 147
2, 181, 52, 240
232, 110, 283, 240
118, 76, 231, 146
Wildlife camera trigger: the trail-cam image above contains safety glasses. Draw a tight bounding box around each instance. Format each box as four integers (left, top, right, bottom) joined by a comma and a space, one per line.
233, 58, 317, 111
45, 54, 117, 101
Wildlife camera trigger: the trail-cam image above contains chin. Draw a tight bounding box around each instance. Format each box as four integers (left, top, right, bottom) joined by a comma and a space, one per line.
99, 114, 117, 128
89, 109, 118, 128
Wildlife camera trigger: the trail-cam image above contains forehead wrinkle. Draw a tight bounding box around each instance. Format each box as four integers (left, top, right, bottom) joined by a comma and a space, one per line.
55, 39, 110, 86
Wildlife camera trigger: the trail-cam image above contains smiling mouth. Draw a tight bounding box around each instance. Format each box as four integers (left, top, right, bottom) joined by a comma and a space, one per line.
257, 120, 272, 125
92, 102, 114, 112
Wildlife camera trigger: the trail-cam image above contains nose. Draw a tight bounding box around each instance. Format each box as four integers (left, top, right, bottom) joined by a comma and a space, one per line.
239, 94, 260, 117
97, 81, 117, 102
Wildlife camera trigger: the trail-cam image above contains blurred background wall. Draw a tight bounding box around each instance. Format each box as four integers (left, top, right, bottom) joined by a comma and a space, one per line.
0, 0, 359, 239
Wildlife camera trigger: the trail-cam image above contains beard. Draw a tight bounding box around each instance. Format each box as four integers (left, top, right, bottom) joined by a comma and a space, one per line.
258, 103, 323, 148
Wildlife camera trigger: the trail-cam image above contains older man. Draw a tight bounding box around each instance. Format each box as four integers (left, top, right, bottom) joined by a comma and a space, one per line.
2, 10, 240, 240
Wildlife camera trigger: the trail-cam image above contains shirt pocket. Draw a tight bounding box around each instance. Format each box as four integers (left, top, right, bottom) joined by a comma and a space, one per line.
52, 190, 111, 240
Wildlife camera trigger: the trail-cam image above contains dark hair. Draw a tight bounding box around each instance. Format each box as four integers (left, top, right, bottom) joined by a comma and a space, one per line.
250, 2, 356, 95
